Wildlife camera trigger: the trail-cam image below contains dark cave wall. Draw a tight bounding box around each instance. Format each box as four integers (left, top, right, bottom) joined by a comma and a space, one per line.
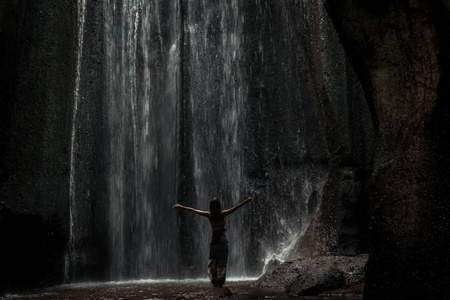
292, 0, 374, 258
67, 0, 108, 282
325, 0, 450, 299
0, 0, 76, 291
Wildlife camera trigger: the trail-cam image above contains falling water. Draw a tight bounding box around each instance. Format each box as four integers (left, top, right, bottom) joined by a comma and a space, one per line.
103, 0, 253, 280
70, 0, 340, 282
104, 0, 181, 279
186, 0, 248, 277
66, 0, 87, 282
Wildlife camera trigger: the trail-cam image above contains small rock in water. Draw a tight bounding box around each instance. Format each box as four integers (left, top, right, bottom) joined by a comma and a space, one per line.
203, 287, 232, 298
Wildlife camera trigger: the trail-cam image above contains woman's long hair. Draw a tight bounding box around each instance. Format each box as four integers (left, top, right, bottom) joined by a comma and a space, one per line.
209, 197, 221, 215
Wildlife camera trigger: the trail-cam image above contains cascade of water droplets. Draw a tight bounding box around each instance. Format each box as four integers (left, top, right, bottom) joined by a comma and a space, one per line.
104, 0, 181, 279
186, 0, 249, 277
70, 0, 338, 281
66, 0, 87, 282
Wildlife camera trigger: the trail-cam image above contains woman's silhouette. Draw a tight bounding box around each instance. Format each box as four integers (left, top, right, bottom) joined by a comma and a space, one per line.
173, 196, 254, 287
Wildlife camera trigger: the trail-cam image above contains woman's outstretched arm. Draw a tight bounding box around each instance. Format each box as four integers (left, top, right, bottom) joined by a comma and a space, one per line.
222, 197, 254, 216
172, 204, 210, 217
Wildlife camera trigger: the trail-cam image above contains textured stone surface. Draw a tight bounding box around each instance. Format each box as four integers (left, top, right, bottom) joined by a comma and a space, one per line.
66, 0, 108, 282
256, 255, 368, 296
241, 0, 372, 269
203, 287, 232, 298
0, 0, 76, 292
325, 0, 450, 299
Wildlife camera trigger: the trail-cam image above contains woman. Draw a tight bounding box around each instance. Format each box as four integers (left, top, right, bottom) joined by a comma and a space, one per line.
172, 196, 254, 287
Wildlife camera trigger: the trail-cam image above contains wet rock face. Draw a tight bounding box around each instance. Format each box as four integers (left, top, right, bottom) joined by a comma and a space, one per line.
242, 0, 373, 266
256, 255, 368, 296
326, 0, 450, 299
71, 0, 373, 280
0, 0, 76, 291
0, 0, 373, 288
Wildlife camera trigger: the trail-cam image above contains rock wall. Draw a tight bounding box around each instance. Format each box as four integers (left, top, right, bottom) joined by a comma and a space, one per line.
0, 0, 372, 289
67, 0, 108, 282
240, 0, 373, 269
325, 0, 450, 299
5, 1, 448, 297
0, 0, 76, 291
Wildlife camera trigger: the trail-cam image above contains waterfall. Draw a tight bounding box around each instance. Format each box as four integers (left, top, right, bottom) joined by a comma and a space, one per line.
69, 0, 341, 282
103, 0, 251, 280
104, 0, 181, 279
102, 0, 254, 280
186, 0, 248, 277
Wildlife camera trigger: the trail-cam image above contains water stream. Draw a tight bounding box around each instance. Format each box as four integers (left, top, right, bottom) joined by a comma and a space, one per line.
186, 0, 248, 278
66, 0, 87, 282
104, 0, 181, 279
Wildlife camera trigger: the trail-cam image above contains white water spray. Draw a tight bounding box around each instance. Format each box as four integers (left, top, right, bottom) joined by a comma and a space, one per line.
66, 0, 87, 282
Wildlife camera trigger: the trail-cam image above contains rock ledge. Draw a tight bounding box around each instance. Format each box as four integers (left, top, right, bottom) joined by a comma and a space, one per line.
255, 254, 368, 296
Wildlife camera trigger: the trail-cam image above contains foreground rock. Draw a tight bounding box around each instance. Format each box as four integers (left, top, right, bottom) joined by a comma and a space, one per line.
255, 255, 368, 296
202, 287, 232, 298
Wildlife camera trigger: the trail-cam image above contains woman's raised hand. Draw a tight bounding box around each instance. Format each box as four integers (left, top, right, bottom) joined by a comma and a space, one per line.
172, 204, 181, 209
246, 196, 254, 202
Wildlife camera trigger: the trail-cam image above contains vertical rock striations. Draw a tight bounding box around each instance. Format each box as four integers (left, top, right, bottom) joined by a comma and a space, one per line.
241, 0, 373, 266
325, 0, 450, 299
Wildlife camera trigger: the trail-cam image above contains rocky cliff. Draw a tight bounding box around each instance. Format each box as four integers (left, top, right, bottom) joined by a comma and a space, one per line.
0, 0, 76, 291
326, 0, 450, 299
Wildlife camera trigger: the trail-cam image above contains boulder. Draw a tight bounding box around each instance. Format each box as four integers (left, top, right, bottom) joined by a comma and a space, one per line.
256, 255, 368, 296
203, 287, 232, 298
